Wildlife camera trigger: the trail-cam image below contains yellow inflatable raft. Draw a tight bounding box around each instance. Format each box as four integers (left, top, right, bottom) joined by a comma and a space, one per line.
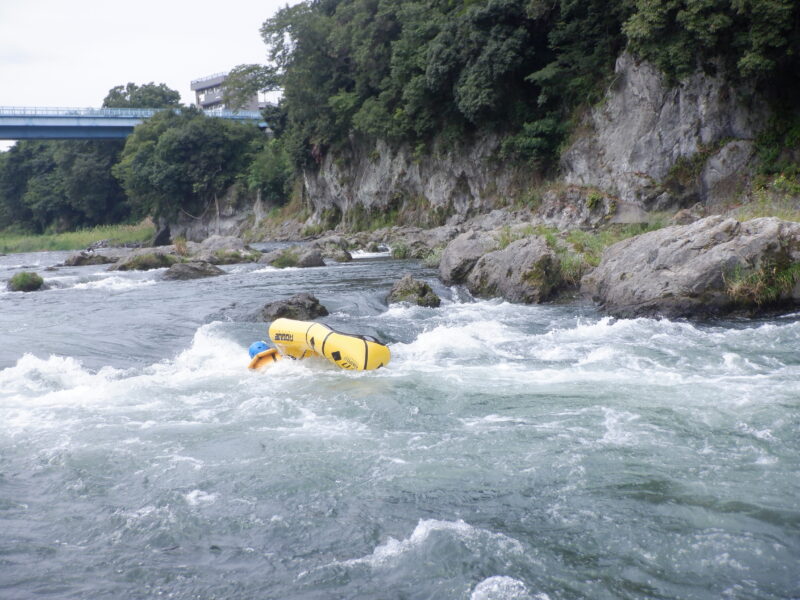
267, 318, 391, 370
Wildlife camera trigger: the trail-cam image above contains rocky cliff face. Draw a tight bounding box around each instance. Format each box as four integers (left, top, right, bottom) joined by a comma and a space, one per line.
302, 135, 525, 229
300, 53, 772, 231
561, 53, 769, 213
167, 185, 266, 242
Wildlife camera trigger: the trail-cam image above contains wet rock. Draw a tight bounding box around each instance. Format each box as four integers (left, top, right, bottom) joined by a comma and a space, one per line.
311, 236, 353, 262
110, 251, 179, 271
581, 216, 800, 318
259, 293, 330, 321
191, 235, 261, 264
387, 273, 441, 308
439, 230, 499, 284
7, 271, 45, 292
62, 251, 118, 267
325, 248, 353, 262
259, 246, 325, 268
466, 237, 562, 303
162, 261, 225, 281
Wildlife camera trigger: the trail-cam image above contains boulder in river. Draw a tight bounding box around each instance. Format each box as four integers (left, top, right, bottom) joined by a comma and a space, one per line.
387, 273, 441, 307
310, 235, 353, 261
162, 261, 225, 281
259, 293, 330, 321
110, 252, 179, 271
439, 230, 499, 285
581, 215, 800, 318
259, 246, 325, 268
62, 251, 118, 267
7, 271, 45, 292
192, 235, 261, 264
466, 236, 563, 303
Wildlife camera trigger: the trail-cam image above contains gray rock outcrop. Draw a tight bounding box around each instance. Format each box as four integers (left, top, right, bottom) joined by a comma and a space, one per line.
581, 216, 800, 318
561, 53, 769, 210
259, 293, 330, 321
466, 237, 562, 303
439, 230, 499, 285
387, 274, 441, 308
302, 134, 523, 229
162, 261, 225, 280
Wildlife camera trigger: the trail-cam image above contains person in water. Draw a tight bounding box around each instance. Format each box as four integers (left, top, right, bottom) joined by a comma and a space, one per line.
247, 340, 282, 370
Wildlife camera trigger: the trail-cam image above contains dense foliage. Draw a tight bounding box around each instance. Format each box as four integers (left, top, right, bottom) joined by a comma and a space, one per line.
0, 83, 182, 233
113, 108, 262, 220
250, 0, 800, 168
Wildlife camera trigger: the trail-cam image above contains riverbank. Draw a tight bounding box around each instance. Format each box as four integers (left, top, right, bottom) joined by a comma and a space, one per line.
0, 221, 154, 254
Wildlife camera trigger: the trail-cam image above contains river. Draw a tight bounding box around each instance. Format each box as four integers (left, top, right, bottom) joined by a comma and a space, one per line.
1, 247, 798, 599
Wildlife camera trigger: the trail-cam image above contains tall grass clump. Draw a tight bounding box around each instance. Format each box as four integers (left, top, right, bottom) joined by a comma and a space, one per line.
725, 261, 800, 306
0, 222, 155, 254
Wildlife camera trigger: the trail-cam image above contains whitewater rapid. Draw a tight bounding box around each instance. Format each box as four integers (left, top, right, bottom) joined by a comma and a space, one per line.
1, 249, 798, 599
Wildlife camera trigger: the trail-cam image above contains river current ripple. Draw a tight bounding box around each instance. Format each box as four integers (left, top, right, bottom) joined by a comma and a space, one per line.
1, 248, 798, 599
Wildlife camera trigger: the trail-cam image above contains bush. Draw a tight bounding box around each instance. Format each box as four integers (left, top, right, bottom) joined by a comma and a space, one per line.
8, 271, 44, 292
725, 261, 800, 306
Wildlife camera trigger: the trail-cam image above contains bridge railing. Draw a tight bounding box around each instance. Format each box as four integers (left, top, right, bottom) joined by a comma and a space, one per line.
0, 107, 264, 121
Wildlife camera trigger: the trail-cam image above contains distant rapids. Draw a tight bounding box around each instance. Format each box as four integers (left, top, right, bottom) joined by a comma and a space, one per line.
1, 248, 798, 599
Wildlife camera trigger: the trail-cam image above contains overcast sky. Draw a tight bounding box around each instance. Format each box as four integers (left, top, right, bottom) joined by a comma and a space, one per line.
0, 0, 297, 148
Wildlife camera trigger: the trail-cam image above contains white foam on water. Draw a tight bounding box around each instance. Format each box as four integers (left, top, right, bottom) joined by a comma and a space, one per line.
391, 319, 522, 363
263, 405, 370, 438
71, 275, 157, 292
471, 576, 538, 600
0, 353, 125, 404
251, 265, 300, 274
342, 519, 523, 569
598, 407, 640, 446
185, 489, 218, 506
351, 249, 390, 259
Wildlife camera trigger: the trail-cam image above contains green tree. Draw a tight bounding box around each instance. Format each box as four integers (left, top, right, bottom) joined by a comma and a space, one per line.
222, 64, 280, 110
114, 109, 261, 220
103, 82, 182, 109
247, 138, 293, 205
0, 82, 182, 232
624, 0, 800, 82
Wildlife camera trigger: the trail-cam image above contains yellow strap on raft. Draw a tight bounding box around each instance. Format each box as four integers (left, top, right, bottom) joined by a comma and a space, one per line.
248, 348, 283, 370
268, 318, 390, 371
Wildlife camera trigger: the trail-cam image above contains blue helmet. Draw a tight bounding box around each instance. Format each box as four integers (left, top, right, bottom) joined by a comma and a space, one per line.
248, 340, 271, 358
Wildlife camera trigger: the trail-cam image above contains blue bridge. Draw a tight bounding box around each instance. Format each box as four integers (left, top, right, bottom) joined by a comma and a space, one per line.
0, 107, 266, 140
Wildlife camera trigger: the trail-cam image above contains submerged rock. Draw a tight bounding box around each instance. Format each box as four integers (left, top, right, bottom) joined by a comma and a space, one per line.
581, 216, 800, 318
387, 273, 441, 307
466, 236, 562, 303
259, 293, 330, 321
162, 261, 225, 280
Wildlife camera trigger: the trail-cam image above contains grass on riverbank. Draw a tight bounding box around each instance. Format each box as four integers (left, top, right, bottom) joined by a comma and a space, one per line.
490, 219, 668, 286
0, 222, 155, 254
